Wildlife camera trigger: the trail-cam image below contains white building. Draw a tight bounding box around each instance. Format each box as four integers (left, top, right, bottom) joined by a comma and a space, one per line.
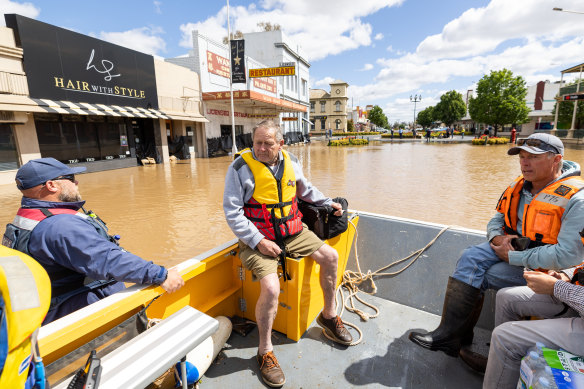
166, 30, 309, 156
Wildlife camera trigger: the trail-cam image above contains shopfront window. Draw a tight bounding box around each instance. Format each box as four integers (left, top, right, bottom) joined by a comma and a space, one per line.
0, 124, 19, 171
35, 114, 130, 163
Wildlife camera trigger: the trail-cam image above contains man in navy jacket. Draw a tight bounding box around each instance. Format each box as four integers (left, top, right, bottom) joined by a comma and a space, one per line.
2, 158, 184, 324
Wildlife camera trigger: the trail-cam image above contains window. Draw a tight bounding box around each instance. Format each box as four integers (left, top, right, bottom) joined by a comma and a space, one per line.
320, 101, 326, 113
335, 119, 341, 129
0, 124, 19, 171
302, 79, 307, 97
320, 119, 326, 130
335, 101, 341, 112
286, 76, 290, 91
310, 102, 315, 113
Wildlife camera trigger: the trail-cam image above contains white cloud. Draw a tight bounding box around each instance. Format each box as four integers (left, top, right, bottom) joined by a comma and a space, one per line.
154, 1, 162, 14
374, 32, 383, 40
349, 0, 584, 122
0, 0, 40, 25
179, 0, 404, 60
358, 63, 374, 71
98, 26, 166, 56
314, 76, 335, 87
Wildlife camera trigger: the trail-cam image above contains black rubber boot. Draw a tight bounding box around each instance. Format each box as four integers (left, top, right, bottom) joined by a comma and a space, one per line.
408, 276, 482, 357
459, 347, 488, 374
461, 293, 485, 347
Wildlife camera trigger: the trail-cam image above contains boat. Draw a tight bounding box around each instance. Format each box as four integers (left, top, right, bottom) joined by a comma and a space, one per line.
37, 210, 492, 388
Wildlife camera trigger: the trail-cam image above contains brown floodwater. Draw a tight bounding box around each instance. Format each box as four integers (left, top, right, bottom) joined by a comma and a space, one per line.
2, 139, 584, 268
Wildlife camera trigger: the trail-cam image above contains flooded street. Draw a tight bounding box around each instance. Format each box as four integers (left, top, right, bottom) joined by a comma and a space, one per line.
2, 139, 584, 268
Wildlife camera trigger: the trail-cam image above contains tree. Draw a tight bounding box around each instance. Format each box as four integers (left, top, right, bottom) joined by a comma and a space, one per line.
468, 69, 529, 136
347, 119, 355, 131
416, 106, 434, 128
222, 30, 243, 44
367, 105, 388, 128
552, 100, 584, 129
257, 22, 281, 31
434, 90, 466, 128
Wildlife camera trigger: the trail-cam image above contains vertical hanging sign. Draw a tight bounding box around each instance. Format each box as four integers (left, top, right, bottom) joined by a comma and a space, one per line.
230, 39, 246, 83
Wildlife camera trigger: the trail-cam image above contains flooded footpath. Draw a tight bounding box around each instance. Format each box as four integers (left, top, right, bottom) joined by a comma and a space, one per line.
2, 139, 584, 268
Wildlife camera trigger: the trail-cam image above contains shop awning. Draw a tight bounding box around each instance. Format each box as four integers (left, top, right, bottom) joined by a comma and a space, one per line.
0, 95, 209, 122
301, 117, 313, 125
30, 99, 170, 119
203, 90, 308, 113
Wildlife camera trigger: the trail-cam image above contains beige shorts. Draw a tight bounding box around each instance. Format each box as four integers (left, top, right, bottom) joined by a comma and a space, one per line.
238, 224, 324, 281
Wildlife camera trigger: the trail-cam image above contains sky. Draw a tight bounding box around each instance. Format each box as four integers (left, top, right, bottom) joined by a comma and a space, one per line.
2, 0, 584, 123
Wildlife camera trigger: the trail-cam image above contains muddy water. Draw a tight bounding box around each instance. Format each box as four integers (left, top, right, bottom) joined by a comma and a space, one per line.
2, 140, 584, 268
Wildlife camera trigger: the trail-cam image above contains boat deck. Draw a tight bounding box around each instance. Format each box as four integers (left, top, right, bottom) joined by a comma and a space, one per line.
204, 293, 488, 388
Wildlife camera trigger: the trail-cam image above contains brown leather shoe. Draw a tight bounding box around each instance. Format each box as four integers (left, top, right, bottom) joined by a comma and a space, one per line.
459, 347, 488, 374
256, 351, 286, 387
316, 313, 353, 345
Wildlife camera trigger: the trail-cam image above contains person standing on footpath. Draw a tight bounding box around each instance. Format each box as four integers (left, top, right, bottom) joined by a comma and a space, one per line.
426, 128, 431, 142
399, 127, 403, 139
408, 133, 584, 368
511, 127, 517, 144
481, 268, 584, 388
2, 158, 185, 324
223, 119, 352, 387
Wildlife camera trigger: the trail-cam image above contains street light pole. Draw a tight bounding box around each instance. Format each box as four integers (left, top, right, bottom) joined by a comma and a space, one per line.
410, 94, 421, 128
553, 7, 584, 14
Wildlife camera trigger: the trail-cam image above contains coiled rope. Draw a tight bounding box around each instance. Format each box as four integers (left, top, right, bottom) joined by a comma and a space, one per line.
326, 216, 451, 346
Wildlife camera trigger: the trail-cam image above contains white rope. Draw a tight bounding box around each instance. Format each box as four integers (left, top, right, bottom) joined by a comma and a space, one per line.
330, 216, 451, 346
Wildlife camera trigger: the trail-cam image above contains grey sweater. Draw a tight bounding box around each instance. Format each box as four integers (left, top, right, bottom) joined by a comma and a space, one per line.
223, 149, 332, 249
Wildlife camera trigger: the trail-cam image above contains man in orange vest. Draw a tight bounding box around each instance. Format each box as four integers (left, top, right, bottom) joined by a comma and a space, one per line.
223, 120, 351, 387
409, 133, 584, 370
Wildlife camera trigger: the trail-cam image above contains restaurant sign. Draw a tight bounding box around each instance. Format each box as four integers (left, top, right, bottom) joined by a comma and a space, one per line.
249, 66, 295, 78
5, 14, 158, 108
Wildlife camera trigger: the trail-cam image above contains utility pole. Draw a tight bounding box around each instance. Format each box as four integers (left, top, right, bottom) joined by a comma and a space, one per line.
227, 0, 237, 155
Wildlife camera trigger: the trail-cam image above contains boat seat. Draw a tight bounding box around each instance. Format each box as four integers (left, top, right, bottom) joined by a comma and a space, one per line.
53, 306, 219, 389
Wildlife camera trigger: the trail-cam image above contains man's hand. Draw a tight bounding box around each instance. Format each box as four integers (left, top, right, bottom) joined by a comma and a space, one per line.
161, 268, 184, 293
547, 270, 571, 282
524, 270, 558, 295
331, 202, 343, 217
256, 238, 281, 258
489, 234, 518, 263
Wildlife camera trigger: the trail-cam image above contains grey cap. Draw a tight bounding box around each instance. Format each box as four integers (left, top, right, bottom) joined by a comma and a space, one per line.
508, 133, 564, 156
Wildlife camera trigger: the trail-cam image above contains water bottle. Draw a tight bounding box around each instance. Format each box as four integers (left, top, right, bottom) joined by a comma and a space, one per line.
518, 351, 547, 388
532, 376, 558, 389
533, 366, 558, 389
528, 342, 546, 358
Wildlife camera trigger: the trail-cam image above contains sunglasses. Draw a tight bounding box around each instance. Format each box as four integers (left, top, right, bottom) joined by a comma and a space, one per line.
48, 174, 76, 183
516, 138, 560, 154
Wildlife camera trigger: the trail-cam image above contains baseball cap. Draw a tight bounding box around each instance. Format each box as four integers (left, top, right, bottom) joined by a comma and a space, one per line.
15, 158, 87, 190
507, 133, 564, 156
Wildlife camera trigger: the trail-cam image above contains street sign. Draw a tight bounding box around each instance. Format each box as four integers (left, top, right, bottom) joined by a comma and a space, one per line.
249, 66, 295, 78
563, 94, 584, 101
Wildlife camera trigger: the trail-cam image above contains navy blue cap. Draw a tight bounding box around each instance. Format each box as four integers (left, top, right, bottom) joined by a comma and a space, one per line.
15, 158, 86, 190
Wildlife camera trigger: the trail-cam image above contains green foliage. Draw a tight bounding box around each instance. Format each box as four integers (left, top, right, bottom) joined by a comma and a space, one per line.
416, 106, 435, 128
468, 69, 529, 136
368, 105, 389, 128
434, 91, 466, 126
347, 119, 355, 132
551, 100, 584, 129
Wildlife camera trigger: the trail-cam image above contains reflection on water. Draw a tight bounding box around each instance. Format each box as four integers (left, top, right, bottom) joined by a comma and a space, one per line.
1, 140, 584, 267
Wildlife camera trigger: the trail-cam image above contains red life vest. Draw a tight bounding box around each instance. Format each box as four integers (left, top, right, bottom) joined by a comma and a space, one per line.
239, 148, 303, 242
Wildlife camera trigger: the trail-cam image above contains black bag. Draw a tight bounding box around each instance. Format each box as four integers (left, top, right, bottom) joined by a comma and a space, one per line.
298, 197, 349, 240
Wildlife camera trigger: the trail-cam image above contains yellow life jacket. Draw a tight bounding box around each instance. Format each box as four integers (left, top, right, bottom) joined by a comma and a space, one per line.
0, 245, 51, 388
239, 148, 303, 242
496, 175, 584, 246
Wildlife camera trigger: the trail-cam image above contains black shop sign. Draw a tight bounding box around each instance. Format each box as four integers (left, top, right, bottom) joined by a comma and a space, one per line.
5, 14, 159, 108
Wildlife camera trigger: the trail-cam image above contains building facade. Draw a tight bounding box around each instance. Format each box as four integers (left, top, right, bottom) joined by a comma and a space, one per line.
309, 80, 349, 132
0, 14, 207, 185
167, 30, 309, 155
